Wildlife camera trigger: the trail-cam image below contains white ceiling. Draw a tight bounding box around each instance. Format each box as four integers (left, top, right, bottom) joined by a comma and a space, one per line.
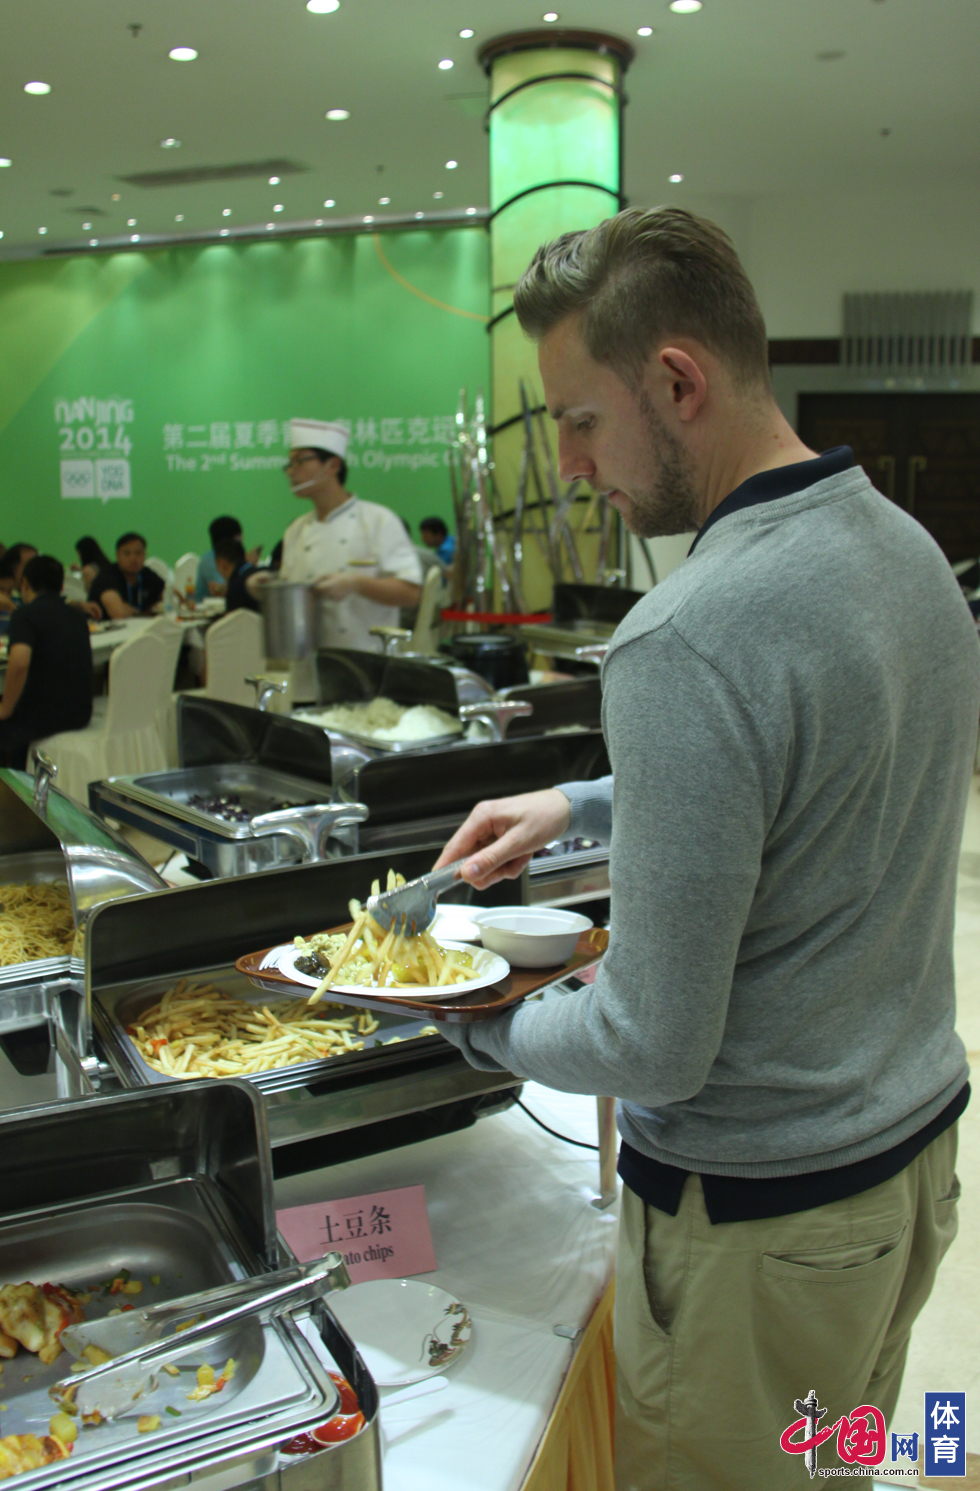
1, 0, 978, 255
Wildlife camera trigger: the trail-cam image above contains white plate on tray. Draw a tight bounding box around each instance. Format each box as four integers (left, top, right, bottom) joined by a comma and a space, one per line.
259, 938, 509, 1000
330, 1279, 472, 1386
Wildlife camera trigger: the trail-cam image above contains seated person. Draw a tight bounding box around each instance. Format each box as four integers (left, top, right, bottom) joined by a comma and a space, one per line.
419, 516, 455, 567
74, 535, 112, 592
215, 538, 260, 613
0, 555, 93, 769
0, 543, 38, 614
196, 516, 262, 602
88, 532, 164, 618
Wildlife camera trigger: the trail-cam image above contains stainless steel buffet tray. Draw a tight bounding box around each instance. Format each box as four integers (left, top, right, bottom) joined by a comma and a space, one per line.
100, 764, 333, 840
0, 1081, 381, 1490
85, 846, 525, 1151
0, 769, 163, 995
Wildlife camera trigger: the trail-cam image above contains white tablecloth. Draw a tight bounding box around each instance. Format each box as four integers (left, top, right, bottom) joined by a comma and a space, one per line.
273, 1084, 619, 1491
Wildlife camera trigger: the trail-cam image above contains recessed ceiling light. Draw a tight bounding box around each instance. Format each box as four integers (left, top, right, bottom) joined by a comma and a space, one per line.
0, 159, 11, 168
325, 108, 350, 121
323, 198, 335, 207
89, 238, 97, 246
111, 193, 120, 201
0, 232, 3, 240
131, 233, 140, 242
445, 160, 458, 170
160, 138, 180, 149
222, 208, 231, 216
82, 221, 92, 230
543, 11, 559, 21
465, 206, 477, 215
307, 0, 340, 10
433, 191, 444, 199
38, 226, 47, 235
378, 196, 390, 205
816, 49, 845, 61
266, 223, 275, 230
637, 26, 653, 36
363, 214, 374, 223
168, 47, 197, 61
273, 204, 284, 212
315, 219, 324, 226
415, 211, 424, 219
668, 0, 702, 11
669, 172, 683, 182
127, 218, 137, 226
438, 59, 454, 70
220, 228, 230, 236
459, 28, 474, 38
268, 176, 280, 185
175, 213, 184, 222
24, 81, 51, 95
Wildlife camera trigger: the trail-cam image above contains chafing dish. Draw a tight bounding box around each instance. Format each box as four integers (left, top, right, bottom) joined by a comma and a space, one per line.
299, 648, 528, 752
91, 763, 368, 879
0, 763, 164, 1100
519, 580, 644, 663
0, 1080, 381, 1490
86, 844, 524, 1156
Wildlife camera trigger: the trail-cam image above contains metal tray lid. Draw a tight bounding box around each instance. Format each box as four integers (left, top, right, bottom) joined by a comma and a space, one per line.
0, 763, 163, 925
0, 1078, 277, 1268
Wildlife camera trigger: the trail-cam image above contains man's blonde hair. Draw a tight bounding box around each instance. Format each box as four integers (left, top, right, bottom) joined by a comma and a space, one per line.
514, 206, 770, 391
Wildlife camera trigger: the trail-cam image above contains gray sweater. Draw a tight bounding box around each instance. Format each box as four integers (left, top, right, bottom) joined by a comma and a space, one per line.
448, 465, 980, 1176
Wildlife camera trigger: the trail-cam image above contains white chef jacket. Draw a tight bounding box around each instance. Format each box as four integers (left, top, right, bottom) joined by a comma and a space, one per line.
279, 496, 422, 653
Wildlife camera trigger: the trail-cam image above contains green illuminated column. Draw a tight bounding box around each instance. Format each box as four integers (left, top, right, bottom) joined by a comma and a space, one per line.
479, 29, 633, 608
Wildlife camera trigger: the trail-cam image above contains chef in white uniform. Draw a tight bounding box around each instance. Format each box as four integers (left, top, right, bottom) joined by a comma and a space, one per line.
260, 417, 422, 670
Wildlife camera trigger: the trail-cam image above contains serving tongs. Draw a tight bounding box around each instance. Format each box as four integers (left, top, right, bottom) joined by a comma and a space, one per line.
366, 860, 467, 935
51, 1253, 349, 1420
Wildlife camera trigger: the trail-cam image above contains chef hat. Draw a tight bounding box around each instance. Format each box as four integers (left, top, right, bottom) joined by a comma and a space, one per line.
289, 418, 350, 460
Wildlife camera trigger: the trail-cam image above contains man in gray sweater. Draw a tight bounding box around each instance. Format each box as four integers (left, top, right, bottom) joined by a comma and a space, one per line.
436, 208, 978, 1488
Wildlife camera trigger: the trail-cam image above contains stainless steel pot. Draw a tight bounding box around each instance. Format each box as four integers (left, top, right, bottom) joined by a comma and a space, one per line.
261, 581, 317, 659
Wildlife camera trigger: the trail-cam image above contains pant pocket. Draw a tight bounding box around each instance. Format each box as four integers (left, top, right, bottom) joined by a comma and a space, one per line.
761, 1223, 909, 1284
933, 1173, 960, 1261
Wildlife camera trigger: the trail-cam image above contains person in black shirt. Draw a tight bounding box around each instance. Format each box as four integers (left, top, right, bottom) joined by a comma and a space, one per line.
88, 531, 164, 618
0, 543, 38, 616
214, 539, 260, 614
0, 555, 93, 768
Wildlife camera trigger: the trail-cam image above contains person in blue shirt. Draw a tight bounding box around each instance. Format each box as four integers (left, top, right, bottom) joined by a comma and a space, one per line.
196, 516, 262, 602
419, 516, 455, 568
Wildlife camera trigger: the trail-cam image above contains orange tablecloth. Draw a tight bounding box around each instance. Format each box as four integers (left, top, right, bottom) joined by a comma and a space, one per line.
523, 1281, 616, 1491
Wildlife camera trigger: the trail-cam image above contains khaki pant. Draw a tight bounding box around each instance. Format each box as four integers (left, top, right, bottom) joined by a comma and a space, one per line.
614, 1126, 960, 1490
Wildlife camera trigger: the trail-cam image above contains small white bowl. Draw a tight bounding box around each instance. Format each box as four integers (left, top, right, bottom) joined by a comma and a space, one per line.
473, 906, 593, 968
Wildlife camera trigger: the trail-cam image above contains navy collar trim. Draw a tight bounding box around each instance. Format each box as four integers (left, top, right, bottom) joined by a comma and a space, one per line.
689, 446, 857, 555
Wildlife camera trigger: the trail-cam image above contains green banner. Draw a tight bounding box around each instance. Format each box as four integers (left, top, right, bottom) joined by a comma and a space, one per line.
0, 227, 489, 566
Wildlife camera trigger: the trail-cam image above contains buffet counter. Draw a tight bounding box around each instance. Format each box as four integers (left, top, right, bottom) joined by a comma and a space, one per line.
274, 1083, 619, 1491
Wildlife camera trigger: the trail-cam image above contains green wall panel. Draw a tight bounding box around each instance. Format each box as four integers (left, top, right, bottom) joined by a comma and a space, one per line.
0, 228, 489, 566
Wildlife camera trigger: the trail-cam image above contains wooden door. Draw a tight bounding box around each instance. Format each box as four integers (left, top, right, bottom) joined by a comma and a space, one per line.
797, 392, 980, 562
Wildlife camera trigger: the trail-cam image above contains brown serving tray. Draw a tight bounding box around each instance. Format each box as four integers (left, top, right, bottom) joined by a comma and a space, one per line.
235, 924, 609, 1025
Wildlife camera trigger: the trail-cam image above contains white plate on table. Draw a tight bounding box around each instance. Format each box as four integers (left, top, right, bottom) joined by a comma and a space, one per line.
330, 1279, 472, 1386
260, 938, 509, 1000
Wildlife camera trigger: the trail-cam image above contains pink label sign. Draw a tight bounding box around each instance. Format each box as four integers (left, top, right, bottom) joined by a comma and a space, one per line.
276, 1184, 437, 1284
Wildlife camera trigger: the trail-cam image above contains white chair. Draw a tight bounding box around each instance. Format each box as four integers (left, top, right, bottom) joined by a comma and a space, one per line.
145, 556, 174, 586
33, 625, 185, 805
407, 564, 447, 654
173, 552, 199, 601
202, 609, 264, 707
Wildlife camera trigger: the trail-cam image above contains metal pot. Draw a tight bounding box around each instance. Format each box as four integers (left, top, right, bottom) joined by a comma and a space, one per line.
261, 581, 317, 659
450, 633, 530, 690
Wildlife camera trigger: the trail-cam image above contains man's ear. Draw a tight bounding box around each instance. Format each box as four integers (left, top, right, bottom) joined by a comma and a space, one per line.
658, 346, 708, 422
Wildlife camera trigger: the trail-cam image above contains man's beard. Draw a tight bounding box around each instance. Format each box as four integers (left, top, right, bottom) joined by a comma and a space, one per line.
615, 393, 700, 538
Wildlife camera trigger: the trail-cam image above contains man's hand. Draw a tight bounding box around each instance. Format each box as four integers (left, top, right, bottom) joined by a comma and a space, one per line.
245, 570, 274, 600
434, 789, 572, 889
315, 571, 360, 601
245, 545, 263, 565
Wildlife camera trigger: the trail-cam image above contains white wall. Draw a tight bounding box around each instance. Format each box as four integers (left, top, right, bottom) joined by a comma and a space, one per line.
743, 185, 980, 338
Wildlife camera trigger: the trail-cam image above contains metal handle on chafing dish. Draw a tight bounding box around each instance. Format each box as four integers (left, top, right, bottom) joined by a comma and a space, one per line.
32, 749, 57, 816
245, 675, 288, 712
574, 644, 608, 665
369, 624, 413, 656
249, 800, 369, 862
458, 699, 533, 742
